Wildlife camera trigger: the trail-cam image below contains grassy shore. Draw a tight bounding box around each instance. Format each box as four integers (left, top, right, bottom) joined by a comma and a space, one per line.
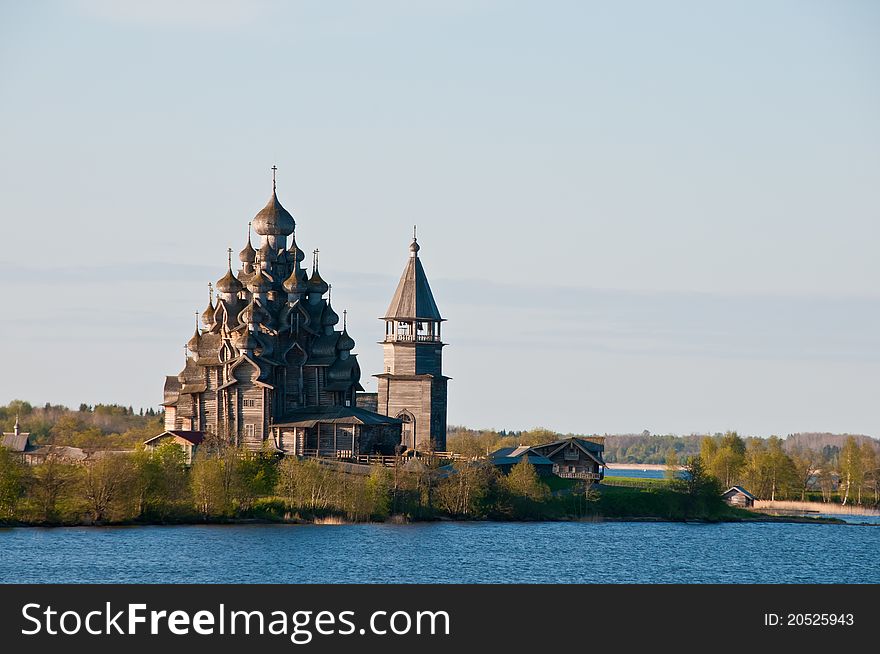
0, 484, 848, 527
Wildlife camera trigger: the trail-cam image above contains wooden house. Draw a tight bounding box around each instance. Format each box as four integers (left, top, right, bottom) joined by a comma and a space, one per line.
530, 437, 606, 482
144, 430, 205, 464
489, 437, 606, 482
721, 486, 756, 508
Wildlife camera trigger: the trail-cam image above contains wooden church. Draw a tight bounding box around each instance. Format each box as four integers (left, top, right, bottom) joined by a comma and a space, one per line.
158, 171, 448, 457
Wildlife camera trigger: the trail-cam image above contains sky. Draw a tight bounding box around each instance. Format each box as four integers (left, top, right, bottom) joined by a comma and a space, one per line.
0, 0, 878, 437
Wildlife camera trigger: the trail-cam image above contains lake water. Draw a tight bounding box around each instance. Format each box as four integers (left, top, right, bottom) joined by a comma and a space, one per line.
604, 467, 667, 479
1, 522, 878, 584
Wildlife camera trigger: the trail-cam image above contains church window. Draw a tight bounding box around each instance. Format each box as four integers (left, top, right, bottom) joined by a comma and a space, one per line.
243, 399, 256, 408
245, 424, 255, 438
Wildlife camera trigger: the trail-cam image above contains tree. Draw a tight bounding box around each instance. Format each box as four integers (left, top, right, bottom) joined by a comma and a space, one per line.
191, 457, 231, 517
789, 446, 820, 502
82, 455, 131, 522
127, 443, 189, 518
676, 456, 719, 497
674, 456, 722, 517
699, 436, 718, 470
742, 440, 769, 499
839, 437, 863, 505
435, 461, 498, 517
664, 448, 679, 480
233, 452, 278, 511
817, 466, 836, 503
765, 437, 796, 501
7, 400, 33, 417
860, 442, 878, 505
505, 458, 549, 502
503, 458, 550, 519
0, 448, 26, 520
29, 456, 78, 522
365, 465, 392, 519
275, 457, 333, 512
712, 432, 746, 488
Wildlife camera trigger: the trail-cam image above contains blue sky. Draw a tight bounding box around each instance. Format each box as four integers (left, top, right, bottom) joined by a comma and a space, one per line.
1, 0, 878, 436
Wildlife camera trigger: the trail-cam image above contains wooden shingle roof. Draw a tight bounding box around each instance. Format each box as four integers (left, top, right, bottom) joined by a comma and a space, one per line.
1, 432, 31, 452
383, 241, 442, 321
276, 405, 402, 428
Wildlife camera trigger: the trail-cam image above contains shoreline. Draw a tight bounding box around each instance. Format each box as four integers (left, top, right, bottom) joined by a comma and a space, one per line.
0, 514, 855, 529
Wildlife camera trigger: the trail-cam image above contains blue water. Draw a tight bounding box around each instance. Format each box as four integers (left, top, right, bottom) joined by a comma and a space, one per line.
1, 522, 877, 583
605, 467, 667, 479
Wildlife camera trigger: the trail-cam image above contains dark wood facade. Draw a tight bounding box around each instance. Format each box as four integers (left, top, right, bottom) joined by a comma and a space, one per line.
721, 486, 756, 507
529, 437, 607, 482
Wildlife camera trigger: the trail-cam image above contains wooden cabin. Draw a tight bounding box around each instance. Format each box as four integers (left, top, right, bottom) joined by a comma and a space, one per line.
488, 437, 606, 481
529, 437, 606, 482
721, 486, 756, 508
144, 430, 205, 464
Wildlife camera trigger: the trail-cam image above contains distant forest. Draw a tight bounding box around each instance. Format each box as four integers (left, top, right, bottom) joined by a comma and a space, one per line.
446, 425, 877, 465
0, 400, 162, 451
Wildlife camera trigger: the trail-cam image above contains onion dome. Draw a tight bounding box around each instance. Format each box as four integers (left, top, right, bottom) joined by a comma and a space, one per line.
187, 327, 200, 352
216, 266, 243, 295
337, 327, 355, 352
252, 190, 295, 237
308, 267, 328, 296
259, 238, 277, 264
201, 300, 215, 328
239, 239, 256, 264
236, 328, 260, 353
308, 251, 329, 296
250, 267, 270, 292
201, 284, 216, 328
283, 266, 306, 294
322, 300, 339, 327
288, 237, 306, 263
410, 238, 420, 257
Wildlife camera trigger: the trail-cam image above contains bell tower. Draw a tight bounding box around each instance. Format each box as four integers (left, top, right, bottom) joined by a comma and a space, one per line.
375, 231, 448, 451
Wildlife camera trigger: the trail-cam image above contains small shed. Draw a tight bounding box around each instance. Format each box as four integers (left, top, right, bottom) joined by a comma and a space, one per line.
144, 430, 205, 464
721, 486, 756, 508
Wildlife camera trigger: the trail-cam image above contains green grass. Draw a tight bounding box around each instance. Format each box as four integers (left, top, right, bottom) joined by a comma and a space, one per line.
596, 485, 739, 520
601, 476, 672, 489
542, 475, 581, 493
